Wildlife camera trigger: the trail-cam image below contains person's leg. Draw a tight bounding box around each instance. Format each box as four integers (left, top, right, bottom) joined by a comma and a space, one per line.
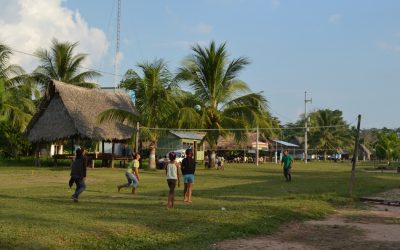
183, 182, 188, 201
73, 179, 86, 200
117, 183, 129, 192
167, 180, 176, 208
131, 175, 138, 194
288, 169, 292, 181
283, 169, 289, 181
187, 183, 193, 202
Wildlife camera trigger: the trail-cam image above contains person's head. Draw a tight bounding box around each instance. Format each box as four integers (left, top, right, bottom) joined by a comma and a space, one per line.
185, 148, 193, 158
132, 152, 140, 160
76, 148, 82, 158
283, 150, 288, 156
169, 151, 176, 161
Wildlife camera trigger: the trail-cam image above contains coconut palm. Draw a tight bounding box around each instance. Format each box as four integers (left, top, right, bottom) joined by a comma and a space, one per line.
0, 44, 36, 131
176, 41, 269, 168
308, 109, 353, 160
33, 39, 100, 89
98, 59, 177, 169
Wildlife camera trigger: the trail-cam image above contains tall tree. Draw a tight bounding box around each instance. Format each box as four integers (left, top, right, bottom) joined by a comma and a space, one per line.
0, 43, 36, 157
176, 41, 270, 168
98, 59, 176, 169
375, 131, 400, 162
33, 39, 100, 88
308, 109, 353, 160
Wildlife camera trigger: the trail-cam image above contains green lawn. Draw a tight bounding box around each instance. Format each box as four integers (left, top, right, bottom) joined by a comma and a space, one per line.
0, 162, 399, 249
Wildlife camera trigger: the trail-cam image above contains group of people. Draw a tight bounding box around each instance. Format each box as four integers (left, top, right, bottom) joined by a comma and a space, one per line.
69, 148, 293, 205
69, 148, 196, 208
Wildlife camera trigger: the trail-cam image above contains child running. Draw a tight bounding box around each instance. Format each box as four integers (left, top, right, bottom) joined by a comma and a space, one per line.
166, 152, 180, 209
181, 148, 196, 203
118, 153, 140, 194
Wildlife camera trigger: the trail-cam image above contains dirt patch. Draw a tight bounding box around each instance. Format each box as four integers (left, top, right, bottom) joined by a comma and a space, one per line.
215, 190, 400, 249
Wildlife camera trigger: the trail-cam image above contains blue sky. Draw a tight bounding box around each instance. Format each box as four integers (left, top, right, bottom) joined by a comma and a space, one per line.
1, 0, 399, 128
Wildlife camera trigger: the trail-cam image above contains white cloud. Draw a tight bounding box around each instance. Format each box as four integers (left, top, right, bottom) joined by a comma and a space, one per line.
329, 14, 342, 24
0, 0, 109, 72
192, 23, 213, 34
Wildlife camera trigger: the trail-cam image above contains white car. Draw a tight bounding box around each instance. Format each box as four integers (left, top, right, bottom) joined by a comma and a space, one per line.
157, 149, 186, 168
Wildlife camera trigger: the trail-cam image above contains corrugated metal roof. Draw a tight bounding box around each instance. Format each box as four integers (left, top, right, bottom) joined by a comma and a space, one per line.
170, 130, 204, 140
272, 140, 299, 147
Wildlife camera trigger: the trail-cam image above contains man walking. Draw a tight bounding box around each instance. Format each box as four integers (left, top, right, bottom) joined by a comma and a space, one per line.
70, 148, 87, 202
281, 150, 293, 182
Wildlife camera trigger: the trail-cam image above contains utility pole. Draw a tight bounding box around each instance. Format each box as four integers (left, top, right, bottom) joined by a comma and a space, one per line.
350, 115, 361, 197
114, 0, 121, 91
304, 91, 312, 163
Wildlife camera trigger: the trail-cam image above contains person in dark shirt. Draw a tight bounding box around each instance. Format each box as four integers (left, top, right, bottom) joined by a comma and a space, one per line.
70, 148, 87, 202
181, 148, 196, 203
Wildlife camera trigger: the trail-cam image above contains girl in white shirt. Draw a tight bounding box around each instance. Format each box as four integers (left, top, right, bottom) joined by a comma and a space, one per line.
166, 152, 180, 208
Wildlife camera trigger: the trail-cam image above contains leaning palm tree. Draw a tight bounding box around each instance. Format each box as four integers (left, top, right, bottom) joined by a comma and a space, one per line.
98, 59, 177, 169
176, 41, 269, 168
33, 39, 100, 89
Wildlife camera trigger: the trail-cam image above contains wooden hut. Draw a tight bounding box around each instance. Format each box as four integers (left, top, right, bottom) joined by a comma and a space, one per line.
26, 80, 137, 167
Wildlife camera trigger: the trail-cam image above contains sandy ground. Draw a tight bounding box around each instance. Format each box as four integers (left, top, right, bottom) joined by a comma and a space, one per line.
214, 189, 400, 250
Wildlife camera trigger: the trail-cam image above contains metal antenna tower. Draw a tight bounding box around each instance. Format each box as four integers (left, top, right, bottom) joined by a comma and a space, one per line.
114, 0, 121, 91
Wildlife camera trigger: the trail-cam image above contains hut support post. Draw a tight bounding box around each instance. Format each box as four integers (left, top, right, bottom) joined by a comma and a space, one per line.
34, 143, 41, 167
101, 140, 106, 166
111, 141, 115, 168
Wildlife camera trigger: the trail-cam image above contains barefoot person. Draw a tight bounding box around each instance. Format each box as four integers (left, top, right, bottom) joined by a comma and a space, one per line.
70, 148, 87, 202
281, 150, 293, 182
118, 153, 140, 194
181, 148, 196, 203
166, 152, 180, 208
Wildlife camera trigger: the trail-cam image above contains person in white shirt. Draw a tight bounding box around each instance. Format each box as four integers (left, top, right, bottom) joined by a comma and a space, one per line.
165, 152, 180, 209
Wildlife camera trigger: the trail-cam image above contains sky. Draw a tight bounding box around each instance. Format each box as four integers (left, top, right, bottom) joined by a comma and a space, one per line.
0, 0, 399, 129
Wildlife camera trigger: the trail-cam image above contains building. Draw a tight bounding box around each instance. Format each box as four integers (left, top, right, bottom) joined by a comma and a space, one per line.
26, 80, 137, 167
157, 130, 205, 161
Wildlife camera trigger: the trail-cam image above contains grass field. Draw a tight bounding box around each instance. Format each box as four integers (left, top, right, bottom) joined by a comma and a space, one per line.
0, 162, 399, 249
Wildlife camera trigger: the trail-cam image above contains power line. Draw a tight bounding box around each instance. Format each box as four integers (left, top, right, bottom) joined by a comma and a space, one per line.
141, 124, 352, 131
9, 48, 124, 77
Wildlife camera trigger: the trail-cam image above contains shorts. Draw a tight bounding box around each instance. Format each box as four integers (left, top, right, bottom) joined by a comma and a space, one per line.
283, 168, 291, 175
183, 174, 195, 184
167, 179, 177, 192
125, 172, 139, 188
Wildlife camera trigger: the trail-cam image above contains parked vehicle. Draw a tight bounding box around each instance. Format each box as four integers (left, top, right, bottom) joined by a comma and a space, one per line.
157, 149, 186, 169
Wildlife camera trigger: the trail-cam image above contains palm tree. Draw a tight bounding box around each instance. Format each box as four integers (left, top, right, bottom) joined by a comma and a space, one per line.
98, 59, 177, 169
33, 39, 100, 89
375, 132, 400, 163
309, 109, 353, 160
0, 43, 37, 157
0, 44, 36, 131
176, 41, 269, 168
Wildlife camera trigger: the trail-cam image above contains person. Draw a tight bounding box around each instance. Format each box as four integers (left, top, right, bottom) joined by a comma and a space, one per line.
117, 153, 140, 194
166, 152, 180, 209
281, 150, 293, 182
217, 155, 224, 170
70, 148, 87, 202
181, 148, 196, 203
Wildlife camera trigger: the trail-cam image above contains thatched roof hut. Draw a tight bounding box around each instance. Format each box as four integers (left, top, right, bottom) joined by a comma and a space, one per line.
26, 80, 137, 143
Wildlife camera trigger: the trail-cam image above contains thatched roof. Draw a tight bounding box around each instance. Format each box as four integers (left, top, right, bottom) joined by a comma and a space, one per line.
26, 80, 137, 143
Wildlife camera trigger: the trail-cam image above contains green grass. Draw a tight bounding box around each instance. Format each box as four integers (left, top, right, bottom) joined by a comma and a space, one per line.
0, 162, 399, 249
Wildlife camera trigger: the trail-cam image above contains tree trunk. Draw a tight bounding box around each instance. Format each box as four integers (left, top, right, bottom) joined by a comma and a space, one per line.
149, 142, 156, 169
209, 150, 216, 168
324, 151, 327, 161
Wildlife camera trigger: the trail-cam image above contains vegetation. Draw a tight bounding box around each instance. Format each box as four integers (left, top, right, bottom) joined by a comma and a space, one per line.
0, 162, 399, 249
0, 44, 37, 157
99, 59, 177, 169
32, 38, 100, 89
176, 41, 272, 167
